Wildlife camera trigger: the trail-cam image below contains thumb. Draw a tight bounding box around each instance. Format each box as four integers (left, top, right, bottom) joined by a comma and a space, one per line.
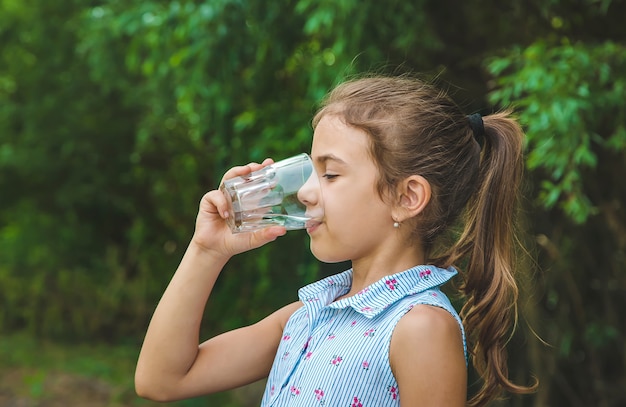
244, 226, 287, 250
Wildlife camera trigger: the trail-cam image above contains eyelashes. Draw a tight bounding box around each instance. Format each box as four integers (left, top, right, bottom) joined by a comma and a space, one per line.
322, 174, 339, 180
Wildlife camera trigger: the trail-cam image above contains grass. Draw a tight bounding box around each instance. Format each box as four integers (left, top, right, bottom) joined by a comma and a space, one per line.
0, 333, 260, 407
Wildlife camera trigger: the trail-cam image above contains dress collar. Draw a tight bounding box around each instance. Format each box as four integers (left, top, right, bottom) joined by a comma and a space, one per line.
298, 265, 457, 319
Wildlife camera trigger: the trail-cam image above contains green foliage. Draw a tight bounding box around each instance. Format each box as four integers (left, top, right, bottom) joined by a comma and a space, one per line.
0, 0, 451, 342
488, 40, 626, 223
486, 28, 626, 405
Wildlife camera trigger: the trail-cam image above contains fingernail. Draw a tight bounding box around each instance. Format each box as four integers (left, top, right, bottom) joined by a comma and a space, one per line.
223, 211, 229, 218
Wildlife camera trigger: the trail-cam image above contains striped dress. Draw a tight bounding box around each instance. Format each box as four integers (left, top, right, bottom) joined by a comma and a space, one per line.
260, 265, 466, 407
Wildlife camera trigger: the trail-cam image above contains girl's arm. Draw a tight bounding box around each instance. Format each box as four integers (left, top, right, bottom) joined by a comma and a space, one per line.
135, 160, 293, 401
390, 304, 467, 407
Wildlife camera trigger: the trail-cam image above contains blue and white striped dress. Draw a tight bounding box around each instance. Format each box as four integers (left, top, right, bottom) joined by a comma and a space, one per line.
260, 265, 466, 407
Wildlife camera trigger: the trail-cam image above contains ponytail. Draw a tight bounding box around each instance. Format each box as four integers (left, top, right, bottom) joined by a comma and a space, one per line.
444, 111, 538, 407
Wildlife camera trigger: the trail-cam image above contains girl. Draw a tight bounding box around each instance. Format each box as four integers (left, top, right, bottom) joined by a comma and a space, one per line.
135, 75, 536, 406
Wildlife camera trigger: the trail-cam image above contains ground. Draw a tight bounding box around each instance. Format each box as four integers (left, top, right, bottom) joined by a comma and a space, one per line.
0, 367, 265, 407
0, 368, 121, 407
0, 334, 266, 407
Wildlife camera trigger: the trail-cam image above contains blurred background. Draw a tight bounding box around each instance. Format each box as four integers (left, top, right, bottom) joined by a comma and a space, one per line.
0, 0, 624, 406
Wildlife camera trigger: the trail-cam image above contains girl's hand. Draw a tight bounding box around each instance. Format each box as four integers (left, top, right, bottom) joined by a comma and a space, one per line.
191, 159, 287, 259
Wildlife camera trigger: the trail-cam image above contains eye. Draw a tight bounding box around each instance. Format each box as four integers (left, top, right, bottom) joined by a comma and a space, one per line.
323, 173, 339, 180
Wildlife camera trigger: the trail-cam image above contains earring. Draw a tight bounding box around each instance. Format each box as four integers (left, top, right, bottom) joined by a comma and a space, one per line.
393, 221, 400, 228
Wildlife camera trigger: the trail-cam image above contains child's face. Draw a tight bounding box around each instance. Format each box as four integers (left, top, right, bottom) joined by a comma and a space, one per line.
301, 115, 398, 264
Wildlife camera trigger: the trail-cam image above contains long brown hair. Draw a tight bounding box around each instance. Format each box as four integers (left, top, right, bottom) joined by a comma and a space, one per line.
313, 75, 537, 406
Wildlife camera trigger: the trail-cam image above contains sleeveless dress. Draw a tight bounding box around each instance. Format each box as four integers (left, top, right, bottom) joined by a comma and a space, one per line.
260, 265, 466, 407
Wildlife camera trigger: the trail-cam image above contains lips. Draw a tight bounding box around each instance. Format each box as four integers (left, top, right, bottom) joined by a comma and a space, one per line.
305, 219, 322, 233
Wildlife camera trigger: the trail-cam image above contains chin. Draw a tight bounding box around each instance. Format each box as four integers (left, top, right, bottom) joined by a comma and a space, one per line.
309, 241, 349, 264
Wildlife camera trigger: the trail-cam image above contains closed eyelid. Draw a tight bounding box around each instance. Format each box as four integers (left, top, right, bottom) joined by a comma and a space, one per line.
314, 155, 346, 179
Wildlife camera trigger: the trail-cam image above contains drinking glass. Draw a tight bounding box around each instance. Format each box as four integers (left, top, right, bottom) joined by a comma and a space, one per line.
220, 153, 322, 233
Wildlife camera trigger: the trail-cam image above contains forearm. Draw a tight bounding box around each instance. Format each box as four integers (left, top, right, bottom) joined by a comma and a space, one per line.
135, 241, 229, 395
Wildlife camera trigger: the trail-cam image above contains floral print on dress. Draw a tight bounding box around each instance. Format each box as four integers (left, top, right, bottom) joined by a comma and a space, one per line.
351, 396, 363, 407
419, 269, 432, 279
330, 355, 343, 366
290, 386, 300, 396
388, 385, 398, 400
314, 388, 325, 404
363, 328, 375, 337
385, 278, 399, 290
361, 360, 370, 370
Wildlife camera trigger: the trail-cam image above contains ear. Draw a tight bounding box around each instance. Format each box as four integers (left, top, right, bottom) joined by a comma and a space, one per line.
392, 175, 431, 221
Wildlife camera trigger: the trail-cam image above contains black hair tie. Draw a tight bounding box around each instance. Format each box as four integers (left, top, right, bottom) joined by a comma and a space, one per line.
468, 113, 485, 148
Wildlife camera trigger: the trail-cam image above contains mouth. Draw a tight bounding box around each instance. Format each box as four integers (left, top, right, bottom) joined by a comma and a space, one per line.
305, 219, 322, 233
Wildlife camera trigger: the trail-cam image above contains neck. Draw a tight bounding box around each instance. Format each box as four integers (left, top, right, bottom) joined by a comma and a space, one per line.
348, 245, 425, 295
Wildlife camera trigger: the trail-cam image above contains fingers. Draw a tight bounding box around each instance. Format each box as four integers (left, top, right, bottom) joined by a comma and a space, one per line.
262, 225, 287, 241
209, 158, 275, 219
220, 158, 275, 184
246, 226, 287, 249
200, 190, 229, 219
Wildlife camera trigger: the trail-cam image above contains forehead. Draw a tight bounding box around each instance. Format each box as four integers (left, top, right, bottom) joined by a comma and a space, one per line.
311, 115, 372, 166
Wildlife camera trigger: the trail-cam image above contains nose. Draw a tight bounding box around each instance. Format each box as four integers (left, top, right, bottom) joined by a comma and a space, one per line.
297, 170, 321, 208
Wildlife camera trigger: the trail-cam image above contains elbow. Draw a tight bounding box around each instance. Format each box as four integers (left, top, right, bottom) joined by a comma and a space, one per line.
134, 379, 162, 401
135, 372, 177, 402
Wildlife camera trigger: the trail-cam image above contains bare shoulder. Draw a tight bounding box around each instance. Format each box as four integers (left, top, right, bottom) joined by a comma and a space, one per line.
244, 300, 303, 340
390, 304, 466, 406
390, 304, 464, 369
393, 303, 462, 344
271, 300, 304, 329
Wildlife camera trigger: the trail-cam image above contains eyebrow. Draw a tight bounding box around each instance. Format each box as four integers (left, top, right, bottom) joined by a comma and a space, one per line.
315, 154, 347, 165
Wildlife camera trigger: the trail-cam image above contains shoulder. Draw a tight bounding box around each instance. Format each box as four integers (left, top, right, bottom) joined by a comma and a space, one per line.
269, 301, 304, 330
247, 300, 303, 341
390, 304, 464, 367
393, 303, 462, 345
389, 304, 466, 406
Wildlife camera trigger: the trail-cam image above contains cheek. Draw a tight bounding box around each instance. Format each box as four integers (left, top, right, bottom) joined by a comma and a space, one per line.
308, 214, 368, 263
308, 207, 353, 262
325, 186, 386, 226
323, 187, 365, 218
